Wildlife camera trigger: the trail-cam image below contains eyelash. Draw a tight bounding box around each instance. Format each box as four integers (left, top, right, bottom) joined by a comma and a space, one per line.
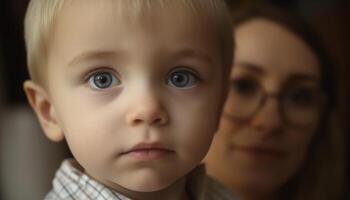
169, 67, 201, 79
82, 67, 117, 83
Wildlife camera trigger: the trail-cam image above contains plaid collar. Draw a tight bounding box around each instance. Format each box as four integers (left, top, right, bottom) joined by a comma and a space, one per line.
45, 159, 129, 200
45, 159, 236, 200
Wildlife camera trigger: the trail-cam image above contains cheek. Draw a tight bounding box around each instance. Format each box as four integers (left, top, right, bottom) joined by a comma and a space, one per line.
61, 113, 112, 158
53, 96, 121, 164
218, 98, 246, 138
285, 126, 316, 153
61, 115, 121, 176
175, 111, 216, 153
284, 128, 316, 166
218, 117, 241, 136
169, 96, 222, 160
208, 117, 243, 162
215, 117, 243, 144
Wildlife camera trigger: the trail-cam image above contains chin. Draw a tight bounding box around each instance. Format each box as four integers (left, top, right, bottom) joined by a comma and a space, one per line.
113, 166, 185, 193
234, 174, 285, 196
122, 172, 177, 193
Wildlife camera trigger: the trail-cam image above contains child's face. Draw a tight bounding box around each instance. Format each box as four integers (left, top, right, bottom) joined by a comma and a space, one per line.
44, 1, 224, 193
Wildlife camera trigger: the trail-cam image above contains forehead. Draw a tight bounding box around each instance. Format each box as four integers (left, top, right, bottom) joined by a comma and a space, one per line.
56, 0, 217, 36
61, 0, 201, 24
48, 0, 220, 67
233, 18, 320, 80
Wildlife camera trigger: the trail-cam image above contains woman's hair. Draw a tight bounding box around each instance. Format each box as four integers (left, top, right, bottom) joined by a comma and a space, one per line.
230, 4, 345, 200
24, 0, 233, 86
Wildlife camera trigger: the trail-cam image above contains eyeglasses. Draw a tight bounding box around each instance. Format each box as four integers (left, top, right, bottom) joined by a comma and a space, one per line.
224, 78, 326, 128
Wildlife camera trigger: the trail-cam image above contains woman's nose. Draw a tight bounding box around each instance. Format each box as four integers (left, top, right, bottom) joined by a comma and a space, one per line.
250, 98, 282, 133
125, 90, 169, 127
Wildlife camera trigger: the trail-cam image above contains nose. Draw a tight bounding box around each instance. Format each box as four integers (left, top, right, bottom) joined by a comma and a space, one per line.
251, 97, 282, 133
125, 90, 169, 126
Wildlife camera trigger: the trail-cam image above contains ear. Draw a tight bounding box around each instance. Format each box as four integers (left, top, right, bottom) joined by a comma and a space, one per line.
23, 81, 64, 142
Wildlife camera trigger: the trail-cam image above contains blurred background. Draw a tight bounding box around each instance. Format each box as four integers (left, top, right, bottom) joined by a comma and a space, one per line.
0, 0, 348, 199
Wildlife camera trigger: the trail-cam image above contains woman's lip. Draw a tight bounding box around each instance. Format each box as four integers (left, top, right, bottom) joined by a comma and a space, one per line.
232, 145, 286, 157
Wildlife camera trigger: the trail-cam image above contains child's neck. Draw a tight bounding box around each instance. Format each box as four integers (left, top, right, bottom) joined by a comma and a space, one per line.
115, 175, 190, 200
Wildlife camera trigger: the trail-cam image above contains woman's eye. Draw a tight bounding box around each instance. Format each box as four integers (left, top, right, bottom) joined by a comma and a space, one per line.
231, 79, 259, 97
285, 87, 318, 107
88, 71, 121, 90
167, 70, 198, 89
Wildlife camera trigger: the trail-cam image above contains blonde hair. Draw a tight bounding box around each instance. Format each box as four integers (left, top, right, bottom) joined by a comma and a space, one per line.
24, 0, 233, 86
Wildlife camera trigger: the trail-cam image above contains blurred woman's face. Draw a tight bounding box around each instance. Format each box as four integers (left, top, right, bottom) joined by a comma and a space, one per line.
205, 18, 324, 198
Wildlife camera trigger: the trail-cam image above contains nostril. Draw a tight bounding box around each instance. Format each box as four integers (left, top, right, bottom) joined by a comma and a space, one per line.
153, 118, 162, 124
132, 119, 143, 125
131, 117, 163, 126
126, 103, 169, 126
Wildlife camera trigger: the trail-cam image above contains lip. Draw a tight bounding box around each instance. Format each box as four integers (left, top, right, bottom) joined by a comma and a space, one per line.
232, 145, 286, 158
121, 142, 175, 161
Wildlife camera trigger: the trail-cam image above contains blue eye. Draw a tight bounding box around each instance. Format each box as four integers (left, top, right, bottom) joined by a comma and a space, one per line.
167, 70, 198, 89
88, 71, 120, 90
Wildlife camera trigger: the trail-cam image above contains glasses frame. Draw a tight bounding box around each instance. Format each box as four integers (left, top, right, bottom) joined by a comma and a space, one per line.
224, 83, 327, 128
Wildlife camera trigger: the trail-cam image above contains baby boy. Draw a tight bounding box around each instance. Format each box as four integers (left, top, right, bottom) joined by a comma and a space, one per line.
23, 0, 234, 199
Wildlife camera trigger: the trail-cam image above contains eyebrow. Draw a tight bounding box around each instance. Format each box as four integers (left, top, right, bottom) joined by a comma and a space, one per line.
234, 61, 320, 82
234, 62, 265, 74
173, 48, 214, 66
288, 74, 320, 82
68, 51, 119, 67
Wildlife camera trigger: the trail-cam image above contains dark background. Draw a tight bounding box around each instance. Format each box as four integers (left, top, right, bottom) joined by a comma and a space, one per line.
0, 0, 348, 198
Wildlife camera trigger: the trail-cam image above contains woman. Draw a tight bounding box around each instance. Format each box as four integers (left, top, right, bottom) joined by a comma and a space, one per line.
205, 5, 346, 200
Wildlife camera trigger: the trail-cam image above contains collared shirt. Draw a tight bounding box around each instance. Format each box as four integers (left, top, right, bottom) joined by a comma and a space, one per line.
45, 159, 236, 200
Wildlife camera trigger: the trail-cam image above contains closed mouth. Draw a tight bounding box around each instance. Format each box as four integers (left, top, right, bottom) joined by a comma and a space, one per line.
122, 148, 174, 154
120, 142, 175, 160
232, 145, 286, 157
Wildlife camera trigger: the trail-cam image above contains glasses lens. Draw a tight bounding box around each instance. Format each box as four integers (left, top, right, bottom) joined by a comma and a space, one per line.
224, 79, 262, 119
283, 86, 324, 126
